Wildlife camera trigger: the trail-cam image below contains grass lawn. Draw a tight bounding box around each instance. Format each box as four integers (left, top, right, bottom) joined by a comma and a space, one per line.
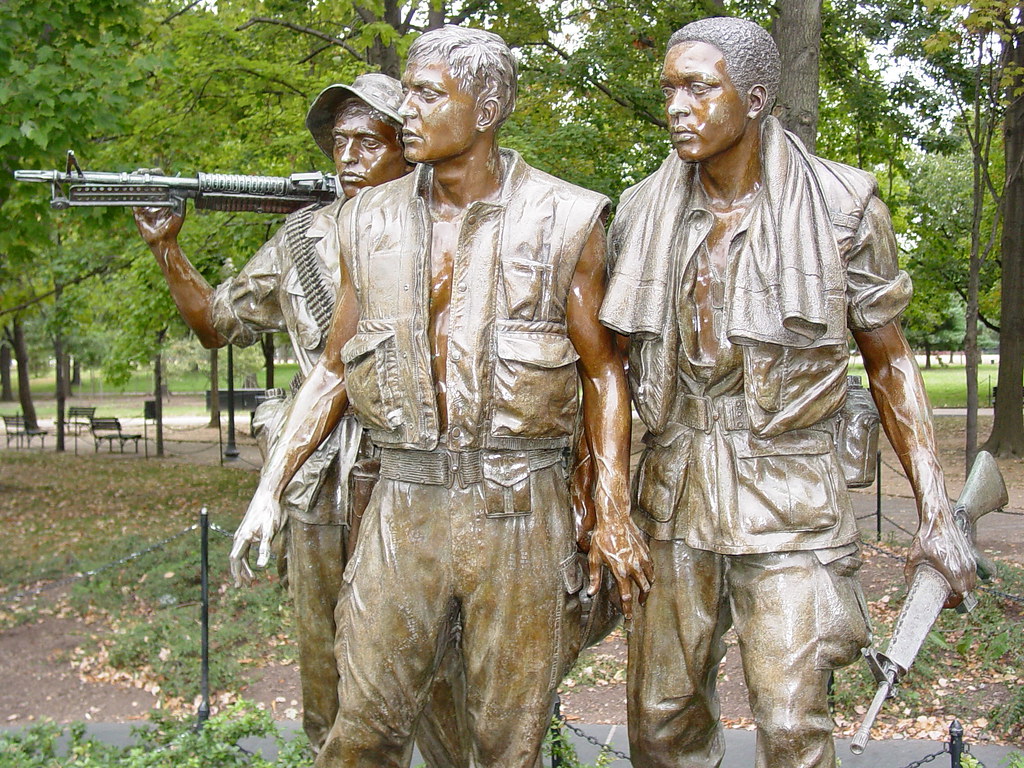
844, 362, 1001, 409
6, 361, 1013, 415
20, 363, 303, 398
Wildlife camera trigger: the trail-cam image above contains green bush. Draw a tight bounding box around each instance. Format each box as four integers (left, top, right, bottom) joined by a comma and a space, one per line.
0, 702, 310, 768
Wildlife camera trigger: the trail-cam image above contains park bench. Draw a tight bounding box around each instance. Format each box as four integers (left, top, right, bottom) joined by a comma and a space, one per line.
89, 417, 142, 453
67, 406, 97, 435
2, 414, 48, 449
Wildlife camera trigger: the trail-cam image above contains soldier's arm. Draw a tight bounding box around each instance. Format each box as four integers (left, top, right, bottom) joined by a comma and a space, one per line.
567, 222, 653, 619
133, 207, 227, 348
853, 321, 976, 605
229, 257, 359, 585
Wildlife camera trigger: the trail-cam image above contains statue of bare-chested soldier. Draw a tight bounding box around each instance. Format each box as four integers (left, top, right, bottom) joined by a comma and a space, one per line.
230, 25, 652, 768
600, 17, 977, 768
134, 76, 470, 766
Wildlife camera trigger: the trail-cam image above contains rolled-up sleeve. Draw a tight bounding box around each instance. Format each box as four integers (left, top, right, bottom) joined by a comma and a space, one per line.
210, 225, 289, 347
845, 196, 913, 331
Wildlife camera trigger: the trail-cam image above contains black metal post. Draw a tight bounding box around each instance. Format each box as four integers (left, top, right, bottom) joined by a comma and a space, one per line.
196, 507, 211, 729
223, 345, 239, 459
875, 450, 882, 542
949, 719, 964, 767
550, 695, 563, 768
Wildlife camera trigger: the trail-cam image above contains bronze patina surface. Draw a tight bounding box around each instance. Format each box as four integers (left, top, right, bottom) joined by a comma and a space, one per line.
134, 76, 468, 762
231, 26, 651, 768
600, 17, 977, 768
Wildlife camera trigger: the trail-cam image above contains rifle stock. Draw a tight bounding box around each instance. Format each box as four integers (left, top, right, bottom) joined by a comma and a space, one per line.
850, 450, 1007, 754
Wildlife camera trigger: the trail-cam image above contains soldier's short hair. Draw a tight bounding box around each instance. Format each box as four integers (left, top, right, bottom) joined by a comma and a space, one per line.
407, 25, 518, 129
667, 17, 780, 111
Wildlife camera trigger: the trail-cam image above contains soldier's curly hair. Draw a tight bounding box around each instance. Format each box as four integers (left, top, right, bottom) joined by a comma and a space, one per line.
667, 17, 780, 111
407, 25, 518, 130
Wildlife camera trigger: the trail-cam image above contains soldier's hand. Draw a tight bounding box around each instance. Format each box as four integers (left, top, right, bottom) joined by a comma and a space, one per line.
229, 487, 284, 588
587, 518, 653, 622
907, 496, 977, 609
133, 204, 185, 248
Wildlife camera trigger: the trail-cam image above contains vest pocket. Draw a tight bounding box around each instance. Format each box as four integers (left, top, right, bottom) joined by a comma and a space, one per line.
491, 325, 580, 439
340, 323, 403, 432
733, 429, 841, 535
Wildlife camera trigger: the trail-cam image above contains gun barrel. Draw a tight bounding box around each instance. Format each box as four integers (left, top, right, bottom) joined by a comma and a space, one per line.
850, 682, 892, 754
13, 170, 59, 183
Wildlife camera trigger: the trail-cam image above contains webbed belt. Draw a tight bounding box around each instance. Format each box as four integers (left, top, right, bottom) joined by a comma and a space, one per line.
379, 446, 564, 488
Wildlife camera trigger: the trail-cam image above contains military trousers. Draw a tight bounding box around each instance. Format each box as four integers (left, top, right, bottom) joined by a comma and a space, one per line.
313, 459, 581, 768
627, 539, 870, 768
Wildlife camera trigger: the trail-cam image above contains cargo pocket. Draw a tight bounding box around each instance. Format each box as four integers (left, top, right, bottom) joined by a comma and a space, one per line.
491, 323, 579, 439
481, 451, 532, 517
340, 322, 403, 432
734, 429, 841, 535
634, 429, 690, 524
813, 551, 872, 669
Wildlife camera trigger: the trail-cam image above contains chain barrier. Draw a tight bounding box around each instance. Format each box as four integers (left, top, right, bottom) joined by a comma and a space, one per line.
895, 747, 946, 768
0, 523, 200, 603
554, 712, 631, 762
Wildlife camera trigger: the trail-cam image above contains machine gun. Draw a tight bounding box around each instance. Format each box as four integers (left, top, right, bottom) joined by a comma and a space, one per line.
14, 150, 338, 216
850, 450, 1007, 754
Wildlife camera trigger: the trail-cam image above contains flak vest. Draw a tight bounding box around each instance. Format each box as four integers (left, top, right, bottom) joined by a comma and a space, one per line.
338, 149, 610, 452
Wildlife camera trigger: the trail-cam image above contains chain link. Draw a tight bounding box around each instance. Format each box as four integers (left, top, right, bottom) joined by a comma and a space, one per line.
556, 715, 631, 762
895, 747, 947, 768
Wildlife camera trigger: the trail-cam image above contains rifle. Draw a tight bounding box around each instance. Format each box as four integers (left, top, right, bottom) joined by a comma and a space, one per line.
14, 150, 338, 215
850, 450, 1007, 754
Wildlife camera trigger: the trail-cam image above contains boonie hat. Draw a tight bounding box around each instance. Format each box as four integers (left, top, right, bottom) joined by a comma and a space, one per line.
306, 73, 405, 159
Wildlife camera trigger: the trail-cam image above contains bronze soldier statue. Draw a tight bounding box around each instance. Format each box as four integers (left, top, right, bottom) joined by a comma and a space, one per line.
599, 17, 977, 768
230, 25, 652, 768
133, 75, 426, 757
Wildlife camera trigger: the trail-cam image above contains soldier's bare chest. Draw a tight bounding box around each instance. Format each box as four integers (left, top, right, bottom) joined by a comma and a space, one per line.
692, 205, 748, 359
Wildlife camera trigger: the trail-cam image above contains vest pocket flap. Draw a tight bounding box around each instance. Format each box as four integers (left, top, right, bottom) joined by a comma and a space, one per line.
496, 331, 579, 369
481, 452, 531, 487
340, 329, 396, 364
735, 428, 831, 458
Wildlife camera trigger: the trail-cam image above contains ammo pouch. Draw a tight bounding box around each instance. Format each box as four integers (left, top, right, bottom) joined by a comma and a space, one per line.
481, 449, 565, 518
835, 375, 880, 488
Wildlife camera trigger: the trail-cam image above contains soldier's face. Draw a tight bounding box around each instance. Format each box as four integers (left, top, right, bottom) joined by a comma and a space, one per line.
399, 59, 481, 165
332, 103, 409, 199
661, 41, 754, 164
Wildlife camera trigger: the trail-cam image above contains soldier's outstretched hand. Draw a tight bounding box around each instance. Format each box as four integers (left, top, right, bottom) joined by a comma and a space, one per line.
588, 515, 653, 621
229, 486, 284, 588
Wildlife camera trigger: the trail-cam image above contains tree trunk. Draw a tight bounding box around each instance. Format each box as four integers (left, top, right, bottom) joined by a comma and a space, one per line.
358, 0, 402, 78
262, 333, 275, 390
54, 322, 66, 452
59, 350, 72, 400
154, 330, 165, 457
983, 29, 1024, 458
771, 0, 822, 152
207, 347, 220, 429
11, 318, 39, 430
71, 356, 81, 387
924, 340, 932, 370
0, 332, 13, 401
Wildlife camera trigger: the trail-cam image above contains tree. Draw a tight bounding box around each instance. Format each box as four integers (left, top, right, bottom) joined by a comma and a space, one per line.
984, 24, 1024, 457
771, 0, 822, 150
